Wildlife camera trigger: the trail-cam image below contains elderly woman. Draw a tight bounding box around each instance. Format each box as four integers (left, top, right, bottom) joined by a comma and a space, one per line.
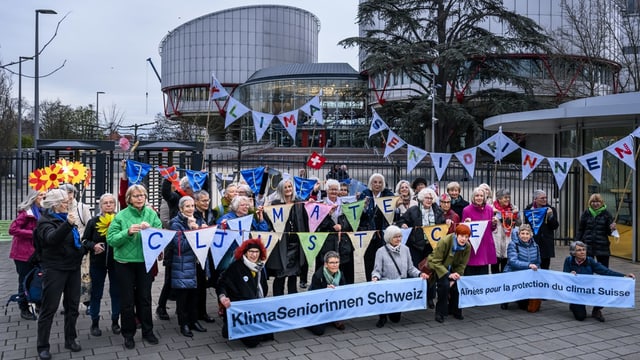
446, 181, 469, 219
358, 173, 395, 282
371, 225, 429, 328
501, 224, 540, 311
9, 190, 45, 320
462, 187, 498, 275
307, 251, 347, 335
394, 179, 417, 219
397, 188, 445, 266
107, 184, 163, 350
439, 193, 460, 234
218, 195, 268, 232
82, 193, 121, 337
492, 188, 520, 274
428, 224, 471, 323
524, 189, 559, 270
575, 193, 615, 268
35, 189, 86, 359
563, 241, 635, 322
218, 238, 273, 347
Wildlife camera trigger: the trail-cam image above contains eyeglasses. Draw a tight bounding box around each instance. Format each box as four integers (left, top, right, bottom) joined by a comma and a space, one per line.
198, 199, 210, 202
246, 249, 260, 254
131, 194, 146, 198
440, 201, 451, 204
327, 261, 340, 265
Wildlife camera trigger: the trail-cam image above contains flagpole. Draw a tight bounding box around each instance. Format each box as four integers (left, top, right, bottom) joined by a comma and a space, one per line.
202, 98, 211, 170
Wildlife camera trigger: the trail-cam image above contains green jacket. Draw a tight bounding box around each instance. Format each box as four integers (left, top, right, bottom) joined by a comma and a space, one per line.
427, 233, 470, 280
107, 205, 162, 263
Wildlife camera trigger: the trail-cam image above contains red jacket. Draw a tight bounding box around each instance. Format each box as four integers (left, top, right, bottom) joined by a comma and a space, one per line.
9, 208, 38, 262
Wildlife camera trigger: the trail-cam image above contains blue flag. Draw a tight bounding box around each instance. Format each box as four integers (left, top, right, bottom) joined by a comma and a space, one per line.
126, 160, 153, 186
294, 176, 317, 200
185, 169, 208, 192
240, 166, 265, 195
348, 179, 367, 196
523, 207, 548, 235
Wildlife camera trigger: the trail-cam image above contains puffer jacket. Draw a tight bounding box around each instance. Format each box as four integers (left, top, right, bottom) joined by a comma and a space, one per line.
170, 212, 197, 289
574, 208, 614, 257
503, 237, 540, 272
9, 208, 39, 261
563, 256, 624, 277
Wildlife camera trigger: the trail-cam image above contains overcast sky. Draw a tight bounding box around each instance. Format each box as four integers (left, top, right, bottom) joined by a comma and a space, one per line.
0, 0, 359, 129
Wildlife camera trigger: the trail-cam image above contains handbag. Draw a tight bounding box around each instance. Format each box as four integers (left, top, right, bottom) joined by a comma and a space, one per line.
528, 299, 542, 313
417, 257, 433, 278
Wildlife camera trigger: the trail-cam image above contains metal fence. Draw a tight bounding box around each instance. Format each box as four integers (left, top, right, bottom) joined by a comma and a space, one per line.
0, 150, 578, 244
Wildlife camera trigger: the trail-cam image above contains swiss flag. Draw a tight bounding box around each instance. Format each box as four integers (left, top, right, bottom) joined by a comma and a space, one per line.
306, 151, 327, 170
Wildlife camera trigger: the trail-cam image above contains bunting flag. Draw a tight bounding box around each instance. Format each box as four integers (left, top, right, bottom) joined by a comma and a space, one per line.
141, 228, 175, 272
185, 169, 208, 192
369, 108, 388, 137
348, 179, 367, 197
210, 228, 239, 268
215, 172, 237, 193
240, 166, 265, 195
251, 231, 281, 260
252, 111, 274, 142
157, 165, 180, 185
126, 160, 153, 186
454, 148, 477, 179
226, 215, 254, 243
224, 97, 251, 128
264, 203, 294, 233
400, 227, 412, 245
294, 176, 317, 200
423, 224, 450, 250
576, 151, 604, 184
383, 129, 406, 157
265, 168, 283, 196
348, 231, 376, 261
547, 157, 574, 189
342, 199, 365, 233
523, 208, 549, 235
478, 129, 520, 162
466, 221, 489, 254
184, 226, 217, 270
374, 196, 399, 226
429, 153, 452, 181
407, 145, 428, 173
209, 73, 229, 100
306, 151, 327, 170
521, 149, 544, 180
605, 135, 635, 170
300, 95, 324, 125
305, 202, 333, 232
339, 195, 357, 204
277, 110, 299, 142
632, 125, 640, 138
298, 232, 330, 268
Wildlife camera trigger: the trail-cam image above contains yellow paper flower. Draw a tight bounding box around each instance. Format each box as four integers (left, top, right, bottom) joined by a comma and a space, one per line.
28, 164, 64, 191
56, 159, 88, 184
96, 213, 115, 237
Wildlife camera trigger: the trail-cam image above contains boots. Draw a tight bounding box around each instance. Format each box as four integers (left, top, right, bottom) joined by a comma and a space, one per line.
90, 319, 102, 337
20, 306, 36, 320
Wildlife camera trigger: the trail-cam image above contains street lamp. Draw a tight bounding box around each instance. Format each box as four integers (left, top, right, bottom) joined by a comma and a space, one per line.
96, 91, 105, 137
18, 56, 34, 189
427, 74, 438, 183
34, 8, 57, 148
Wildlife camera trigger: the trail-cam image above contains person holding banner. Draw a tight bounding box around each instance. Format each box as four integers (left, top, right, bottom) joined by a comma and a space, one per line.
307, 251, 347, 335
563, 241, 635, 322
500, 224, 540, 311
371, 225, 429, 328
462, 187, 498, 275
428, 224, 471, 323
574, 193, 615, 268
218, 238, 272, 347
358, 173, 395, 282
523, 190, 559, 270
107, 185, 163, 349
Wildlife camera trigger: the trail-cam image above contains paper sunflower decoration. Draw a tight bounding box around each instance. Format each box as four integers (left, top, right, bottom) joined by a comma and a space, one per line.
56, 159, 88, 184
96, 213, 115, 237
28, 163, 64, 192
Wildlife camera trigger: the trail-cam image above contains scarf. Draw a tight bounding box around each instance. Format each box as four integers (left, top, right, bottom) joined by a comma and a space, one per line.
386, 243, 401, 253
421, 205, 435, 226
323, 267, 342, 286
588, 204, 607, 217
243, 256, 265, 298
31, 204, 42, 220
52, 212, 81, 249
325, 197, 342, 223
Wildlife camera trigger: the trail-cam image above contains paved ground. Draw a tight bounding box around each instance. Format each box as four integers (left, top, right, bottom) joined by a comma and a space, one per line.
1, 242, 639, 360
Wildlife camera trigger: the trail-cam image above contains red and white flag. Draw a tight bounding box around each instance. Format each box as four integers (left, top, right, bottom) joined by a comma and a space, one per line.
306, 151, 326, 169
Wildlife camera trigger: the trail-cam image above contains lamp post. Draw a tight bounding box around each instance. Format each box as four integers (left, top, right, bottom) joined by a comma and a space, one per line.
428, 74, 438, 183
34, 8, 57, 148
96, 91, 105, 138
18, 56, 34, 189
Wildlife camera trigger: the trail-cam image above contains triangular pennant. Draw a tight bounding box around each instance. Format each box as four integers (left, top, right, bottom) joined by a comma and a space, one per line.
477, 132, 500, 160
348, 179, 367, 197
304, 202, 333, 232
209, 228, 238, 268
466, 220, 489, 254
224, 97, 251, 128
369, 108, 389, 137
240, 166, 265, 195
454, 148, 477, 179
209, 73, 229, 100
300, 95, 324, 125
141, 228, 175, 272
298, 232, 329, 268
631, 126, 640, 138
523, 208, 548, 235
374, 196, 399, 226
406, 145, 428, 173
423, 223, 450, 250
265, 168, 283, 196
605, 135, 636, 170
184, 169, 208, 192
157, 165, 180, 189
521, 149, 544, 180
184, 226, 217, 270
215, 172, 236, 193
251, 231, 281, 260
294, 176, 317, 200
226, 214, 254, 243
251, 111, 274, 142
576, 151, 604, 184
429, 153, 452, 180
348, 231, 375, 260
495, 132, 521, 162
547, 157, 574, 189
126, 160, 153, 186
383, 129, 407, 157
264, 203, 294, 233
400, 227, 412, 245
277, 110, 298, 142
342, 199, 365, 232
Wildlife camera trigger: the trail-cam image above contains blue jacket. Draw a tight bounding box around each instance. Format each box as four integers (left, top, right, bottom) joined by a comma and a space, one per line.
503, 237, 540, 272
170, 213, 198, 289
563, 256, 624, 277
217, 211, 269, 232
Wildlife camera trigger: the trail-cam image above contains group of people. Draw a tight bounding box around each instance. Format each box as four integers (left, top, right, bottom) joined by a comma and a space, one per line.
7, 167, 635, 358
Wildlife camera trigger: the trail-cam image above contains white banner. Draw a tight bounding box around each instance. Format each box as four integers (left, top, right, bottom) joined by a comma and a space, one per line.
227, 278, 427, 339
458, 269, 635, 308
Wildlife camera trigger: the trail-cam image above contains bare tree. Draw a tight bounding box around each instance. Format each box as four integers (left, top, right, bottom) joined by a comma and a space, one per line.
0, 69, 16, 153
101, 103, 126, 139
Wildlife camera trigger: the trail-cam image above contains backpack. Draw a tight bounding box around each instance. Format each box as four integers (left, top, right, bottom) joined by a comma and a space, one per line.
23, 266, 44, 306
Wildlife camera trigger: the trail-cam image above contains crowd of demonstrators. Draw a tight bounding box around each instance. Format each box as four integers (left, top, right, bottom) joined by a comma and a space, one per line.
574, 193, 615, 268
501, 224, 541, 311
492, 189, 520, 274
524, 189, 559, 270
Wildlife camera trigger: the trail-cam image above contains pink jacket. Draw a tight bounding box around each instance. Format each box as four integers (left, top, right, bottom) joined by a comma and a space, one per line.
9, 209, 38, 262
462, 203, 497, 266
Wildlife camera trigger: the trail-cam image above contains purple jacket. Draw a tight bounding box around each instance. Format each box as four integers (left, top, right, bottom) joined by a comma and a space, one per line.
462, 203, 497, 266
9, 209, 38, 262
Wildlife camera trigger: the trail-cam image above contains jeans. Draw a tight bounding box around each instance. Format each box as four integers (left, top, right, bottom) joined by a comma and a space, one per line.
14, 260, 34, 310
89, 262, 120, 321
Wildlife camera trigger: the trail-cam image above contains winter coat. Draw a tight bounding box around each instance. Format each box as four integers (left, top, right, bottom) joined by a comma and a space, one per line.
574, 208, 614, 257
107, 204, 163, 263
218, 258, 268, 302
308, 266, 346, 290
371, 243, 421, 280
427, 233, 470, 281
503, 237, 540, 272
34, 211, 86, 271
442, 209, 460, 234
396, 203, 445, 265
523, 204, 559, 259
563, 256, 624, 277
217, 211, 270, 232
9, 208, 39, 262
462, 203, 497, 266
170, 212, 198, 289
265, 199, 308, 278
82, 214, 116, 269
313, 205, 354, 270
450, 196, 469, 220
492, 201, 520, 259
